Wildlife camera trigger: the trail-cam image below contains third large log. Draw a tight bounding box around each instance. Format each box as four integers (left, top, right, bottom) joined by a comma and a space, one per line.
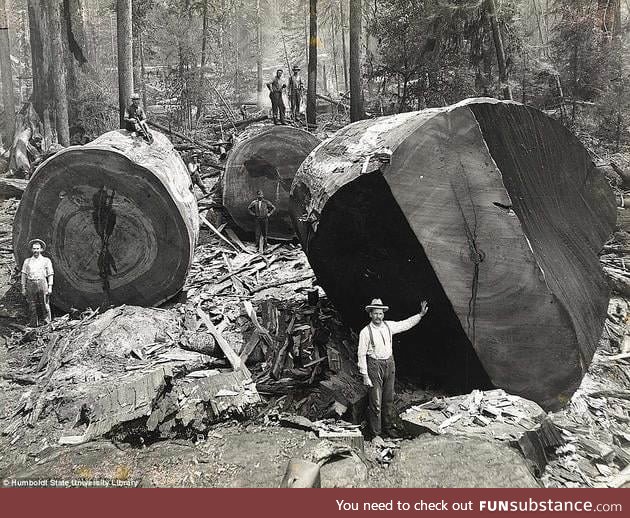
290, 98, 616, 410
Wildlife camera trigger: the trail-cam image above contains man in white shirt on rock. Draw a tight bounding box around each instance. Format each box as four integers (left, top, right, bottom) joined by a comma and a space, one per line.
21, 239, 54, 327
358, 298, 428, 441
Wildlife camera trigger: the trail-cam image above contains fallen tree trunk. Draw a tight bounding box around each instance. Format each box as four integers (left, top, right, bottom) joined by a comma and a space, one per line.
223, 126, 320, 240
207, 114, 268, 131
290, 98, 616, 411
316, 93, 349, 110
13, 130, 199, 312
0, 177, 28, 199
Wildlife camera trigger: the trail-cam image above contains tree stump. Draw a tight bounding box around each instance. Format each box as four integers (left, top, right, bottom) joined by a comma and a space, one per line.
223, 126, 320, 240
290, 98, 616, 410
13, 130, 199, 312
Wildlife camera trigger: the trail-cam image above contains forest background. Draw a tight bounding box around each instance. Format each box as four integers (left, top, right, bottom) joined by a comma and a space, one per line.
0, 0, 628, 160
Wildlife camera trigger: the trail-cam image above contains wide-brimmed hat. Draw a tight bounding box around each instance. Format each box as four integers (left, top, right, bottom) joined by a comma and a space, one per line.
131, 92, 141, 100
292, 65, 301, 71
28, 239, 46, 251
365, 298, 389, 312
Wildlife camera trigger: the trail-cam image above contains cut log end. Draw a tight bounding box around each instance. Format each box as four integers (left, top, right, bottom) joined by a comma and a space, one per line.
290, 98, 616, 410
13, 130, 199, 312
223, 126, 320, 240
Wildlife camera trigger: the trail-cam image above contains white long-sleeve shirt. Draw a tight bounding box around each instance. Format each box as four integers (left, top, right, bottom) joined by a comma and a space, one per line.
357, 314, 422, 375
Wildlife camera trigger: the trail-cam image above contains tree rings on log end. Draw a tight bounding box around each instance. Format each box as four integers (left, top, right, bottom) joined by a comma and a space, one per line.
223, 126, 321, 240
13, 130, 199, 312
290, 98, 616, 410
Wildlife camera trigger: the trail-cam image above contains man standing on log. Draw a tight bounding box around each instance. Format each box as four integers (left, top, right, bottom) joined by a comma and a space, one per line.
248, 190, 276, 252
21, 239, 54, 327
288, 65, 304, 121
267, 69, 287, 125
358, 298, 429, 441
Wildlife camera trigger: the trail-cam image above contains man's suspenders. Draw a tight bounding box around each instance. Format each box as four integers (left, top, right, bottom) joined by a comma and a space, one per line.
366, 322, 392, 356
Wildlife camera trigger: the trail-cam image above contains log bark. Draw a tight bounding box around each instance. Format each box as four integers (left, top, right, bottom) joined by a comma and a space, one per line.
13, 130, 199, 312
223, 126, 320, 240
290, 98, 616, 410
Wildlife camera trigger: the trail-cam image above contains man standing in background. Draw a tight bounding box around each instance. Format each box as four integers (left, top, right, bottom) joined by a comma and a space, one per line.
248, 190, 276, 252
267, 69, 287, 125
288, 65, 304, 121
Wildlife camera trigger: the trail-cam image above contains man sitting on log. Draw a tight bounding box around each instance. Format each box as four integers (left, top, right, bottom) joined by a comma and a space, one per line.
266, 69, 287, 125
124, 93, 153, 143
248, 190, 276, 252
358, 298, 429, 441
21, 239, 54, 327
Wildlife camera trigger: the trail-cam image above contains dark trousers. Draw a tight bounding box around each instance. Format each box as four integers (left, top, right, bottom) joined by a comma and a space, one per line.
254, 217, 269, 249
366, 356, 396, 437
270, 92, 286, 123
26, 278, 51, 327
290, 93, 301, 120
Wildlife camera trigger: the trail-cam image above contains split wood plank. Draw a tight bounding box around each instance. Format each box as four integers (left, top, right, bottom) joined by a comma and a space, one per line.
196, 305, 244, 373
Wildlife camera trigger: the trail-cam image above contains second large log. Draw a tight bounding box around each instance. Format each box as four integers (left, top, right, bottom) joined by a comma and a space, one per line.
223, 126, 320, 240
290, 98, 616, 410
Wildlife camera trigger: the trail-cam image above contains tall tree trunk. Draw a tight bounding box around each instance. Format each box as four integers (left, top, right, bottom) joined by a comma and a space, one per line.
339, 0, 348, 93
349, 0, 364, 121
330, 8, 339, 94
48, 0, 70, 145
306, 0, 318, 126
0, 0, 16, 145
116, 0, 133, 127
139, 30, 146, 109
196, 0, 209, 120
485, 0, 512, 100
256, 0, 263, 109
28, 0, 54, 144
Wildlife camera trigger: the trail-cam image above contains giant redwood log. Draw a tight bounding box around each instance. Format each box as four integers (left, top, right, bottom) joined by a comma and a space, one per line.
13, 130, 198, 312
223, 126, 320, 240
290, 98, 616, 410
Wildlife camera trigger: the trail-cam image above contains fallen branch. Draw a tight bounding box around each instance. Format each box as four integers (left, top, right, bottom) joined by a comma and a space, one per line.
206, 115, 268, 131
196, 305, 244, 373
199, 213, 239, 252
316, 93, 349, 110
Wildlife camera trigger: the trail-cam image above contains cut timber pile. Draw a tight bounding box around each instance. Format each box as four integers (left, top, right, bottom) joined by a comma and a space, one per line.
223, 126, 320, 240
290, 98, 616, 410
13, 130, 199, 312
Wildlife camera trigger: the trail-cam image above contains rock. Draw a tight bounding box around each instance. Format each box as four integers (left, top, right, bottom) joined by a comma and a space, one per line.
320, 452, 368, 488
379, 435, 540, 488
